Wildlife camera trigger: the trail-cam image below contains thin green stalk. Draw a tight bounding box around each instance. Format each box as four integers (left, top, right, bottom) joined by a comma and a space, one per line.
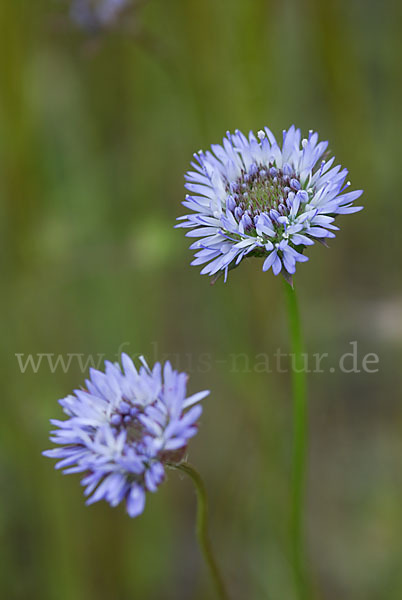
171, 462, 230, 600
283, 281, 308, 598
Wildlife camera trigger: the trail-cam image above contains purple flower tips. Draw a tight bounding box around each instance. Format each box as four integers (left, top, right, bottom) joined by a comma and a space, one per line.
70, 0, 131, 31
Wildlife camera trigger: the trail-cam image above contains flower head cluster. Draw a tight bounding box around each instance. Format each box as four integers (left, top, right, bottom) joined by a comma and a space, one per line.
70, 0, 131, 30
177, 126, 363, 283
43, 354, 208, 517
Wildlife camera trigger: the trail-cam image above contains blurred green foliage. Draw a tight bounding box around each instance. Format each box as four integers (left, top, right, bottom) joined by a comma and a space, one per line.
1, 1, 402, 599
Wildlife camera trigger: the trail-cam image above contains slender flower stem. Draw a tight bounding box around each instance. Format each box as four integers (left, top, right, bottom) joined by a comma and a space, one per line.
171, 462, 230, 600
283, 281, 309, 598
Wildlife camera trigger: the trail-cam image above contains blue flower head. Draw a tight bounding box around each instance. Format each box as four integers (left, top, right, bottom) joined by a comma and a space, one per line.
177, 126, 363, 284
70, 0, 130, 31
43, 354, 209, 517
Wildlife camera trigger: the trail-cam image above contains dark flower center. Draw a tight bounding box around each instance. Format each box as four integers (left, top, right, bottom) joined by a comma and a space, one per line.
227, 163, 302, 220
109, 398, 189, 462
110, 399, 144, 442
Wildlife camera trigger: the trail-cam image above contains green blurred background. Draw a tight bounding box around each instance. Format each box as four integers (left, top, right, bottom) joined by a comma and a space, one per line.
1, 0, 402, 598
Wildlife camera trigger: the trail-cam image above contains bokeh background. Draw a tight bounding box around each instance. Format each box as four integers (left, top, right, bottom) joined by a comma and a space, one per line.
1, 1, 402, 599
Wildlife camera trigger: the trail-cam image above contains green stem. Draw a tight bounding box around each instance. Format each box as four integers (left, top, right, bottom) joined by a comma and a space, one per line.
283, 281, 308, 598
171, 462, 230, 600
